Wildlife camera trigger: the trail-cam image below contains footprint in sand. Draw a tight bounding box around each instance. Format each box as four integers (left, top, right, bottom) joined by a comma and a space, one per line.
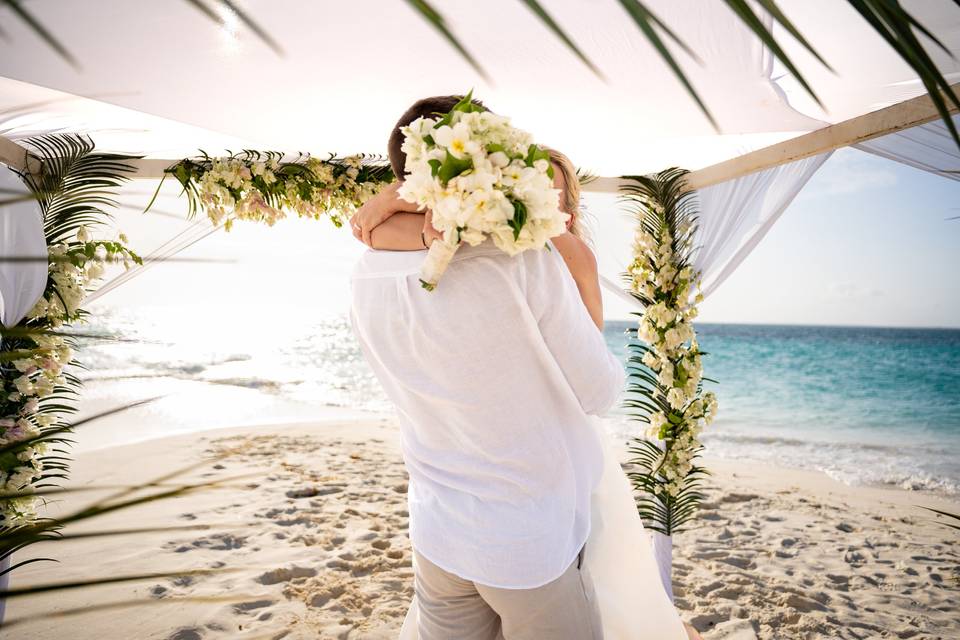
169, 532, 247, 552
167, 628, 203, 640
257, 565, 318, 585
233, 599, 275, 614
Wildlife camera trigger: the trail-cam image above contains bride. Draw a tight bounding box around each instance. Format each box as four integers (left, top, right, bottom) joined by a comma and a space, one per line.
350, 149, 700, 640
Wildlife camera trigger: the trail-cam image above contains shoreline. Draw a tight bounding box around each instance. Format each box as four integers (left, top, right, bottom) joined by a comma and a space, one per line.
73, 378, 960, 502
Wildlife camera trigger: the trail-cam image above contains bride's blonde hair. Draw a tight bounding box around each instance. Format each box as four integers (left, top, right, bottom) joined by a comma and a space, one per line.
545, 147, 592, 245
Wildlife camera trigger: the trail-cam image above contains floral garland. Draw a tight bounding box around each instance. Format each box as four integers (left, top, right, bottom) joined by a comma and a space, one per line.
621, 168, 717, 536
1, 229, 140, 525
161, 151, 395, 230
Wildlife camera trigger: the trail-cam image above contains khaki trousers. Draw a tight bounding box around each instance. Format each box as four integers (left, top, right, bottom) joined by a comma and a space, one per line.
412, 547, 604, 640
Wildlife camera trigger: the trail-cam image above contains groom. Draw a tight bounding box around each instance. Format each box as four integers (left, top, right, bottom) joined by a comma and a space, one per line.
349, 95, 623, 640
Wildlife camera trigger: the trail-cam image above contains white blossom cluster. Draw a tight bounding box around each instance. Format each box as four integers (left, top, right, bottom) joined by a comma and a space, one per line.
629, 217, 718, 497
195, 154, 384, 231
0, 228, 137, 525
397, 98, 566, 288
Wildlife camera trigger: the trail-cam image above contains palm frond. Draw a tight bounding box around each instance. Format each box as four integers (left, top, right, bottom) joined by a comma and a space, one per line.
217, 0, 284, 56
921, 506, 960, 532
182, 0, 284, 56
615, 0, 716, 129
17, 134, 139, 245
403, 0, 490, 82
518, 0, 604, 80
0, 567, 241, 599
1, 0, 79, 70
844, 0, 960, 146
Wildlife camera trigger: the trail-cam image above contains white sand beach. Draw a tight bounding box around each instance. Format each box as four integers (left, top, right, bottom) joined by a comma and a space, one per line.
6, 405, 958, 640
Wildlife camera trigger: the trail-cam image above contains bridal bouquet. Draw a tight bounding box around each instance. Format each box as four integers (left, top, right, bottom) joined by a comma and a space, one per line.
397, 92, 567, 290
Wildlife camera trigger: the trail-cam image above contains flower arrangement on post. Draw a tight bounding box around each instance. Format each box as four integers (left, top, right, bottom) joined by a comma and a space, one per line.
620, 168, 718, 598
159, 151, 395, 230
397, 91, 567, 290
1, 135, 139, 578
1, 231, 139, 525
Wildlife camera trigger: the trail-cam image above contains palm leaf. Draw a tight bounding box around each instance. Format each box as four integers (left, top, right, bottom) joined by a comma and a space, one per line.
518, 0, 604, 80
844, 0, 960, 146
181, 0, 284, 56
0, 568, 241, 599
0, 0, 79, 70
615, 0, 717, 129
17, 134, 139, 246
217, 0, 284, 56
921, 506, 960, 532
403, 0, 490, 82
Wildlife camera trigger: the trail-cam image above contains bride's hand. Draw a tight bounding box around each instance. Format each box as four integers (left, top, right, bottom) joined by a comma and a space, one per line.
422, 209, 443, 248
351, 182, 407, 246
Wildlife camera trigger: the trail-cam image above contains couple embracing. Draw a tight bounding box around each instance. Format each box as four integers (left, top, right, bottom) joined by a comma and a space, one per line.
349, 94, 696, 640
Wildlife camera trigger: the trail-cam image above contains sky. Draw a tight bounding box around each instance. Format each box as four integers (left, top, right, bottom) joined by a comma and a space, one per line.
95, 145, 959, 330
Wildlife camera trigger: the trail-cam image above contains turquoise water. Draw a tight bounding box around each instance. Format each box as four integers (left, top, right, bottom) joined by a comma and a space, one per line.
81, 306, 960, 495
604, 321, 960, 494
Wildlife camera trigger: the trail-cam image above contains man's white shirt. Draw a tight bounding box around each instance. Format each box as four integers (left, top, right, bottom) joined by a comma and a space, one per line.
350, 240, 625, 589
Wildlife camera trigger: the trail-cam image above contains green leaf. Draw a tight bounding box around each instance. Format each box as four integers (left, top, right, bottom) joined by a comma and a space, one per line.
404, 1, 490, 82
427, 158, 442, 178
215, 0, 284, 56
437, 150, 473, 185
615, 0, 717, 129
508, 198, 528, 240
517, 0, 605, 80
1, 0, 79, 70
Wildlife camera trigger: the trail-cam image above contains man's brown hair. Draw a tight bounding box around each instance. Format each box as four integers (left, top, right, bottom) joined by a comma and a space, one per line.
387, 94, 487, 179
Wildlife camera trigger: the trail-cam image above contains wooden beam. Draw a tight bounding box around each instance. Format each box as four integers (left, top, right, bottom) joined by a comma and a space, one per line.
685, 83, 960, 190
0, 135, 40, 176
579, 83, 960, 193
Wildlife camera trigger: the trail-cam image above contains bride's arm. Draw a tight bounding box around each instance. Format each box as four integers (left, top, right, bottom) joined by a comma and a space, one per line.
551, 232, 604, 331
368, 213, 430, 250
350, 182, 422, 246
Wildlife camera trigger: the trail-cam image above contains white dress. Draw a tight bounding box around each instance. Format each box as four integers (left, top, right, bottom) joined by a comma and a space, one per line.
398, 416, 688, 640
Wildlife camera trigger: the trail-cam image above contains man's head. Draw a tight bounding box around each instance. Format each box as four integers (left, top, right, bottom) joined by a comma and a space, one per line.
388, 94, 487, 179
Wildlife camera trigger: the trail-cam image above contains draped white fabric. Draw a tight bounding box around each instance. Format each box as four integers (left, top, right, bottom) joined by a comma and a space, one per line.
597, 151, 832, 307
853, 114, 960, 182
0, 167, 46, 327
692, 152, 832, 298
7, 0, 955, 175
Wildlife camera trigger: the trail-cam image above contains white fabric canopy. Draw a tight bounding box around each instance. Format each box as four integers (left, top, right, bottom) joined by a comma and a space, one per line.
1, 0, 957, 175
0, 167, 47, 327
854, 114, 960, 182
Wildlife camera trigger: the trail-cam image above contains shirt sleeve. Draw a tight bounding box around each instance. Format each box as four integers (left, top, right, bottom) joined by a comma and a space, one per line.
523, 243, 626, 416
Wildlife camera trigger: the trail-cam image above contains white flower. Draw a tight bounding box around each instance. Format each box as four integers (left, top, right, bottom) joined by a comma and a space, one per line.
76, 226, 91, 243
433, 122, 480, 159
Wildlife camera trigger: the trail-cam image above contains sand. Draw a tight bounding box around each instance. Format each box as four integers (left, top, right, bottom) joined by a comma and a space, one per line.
5, 415, 959, 640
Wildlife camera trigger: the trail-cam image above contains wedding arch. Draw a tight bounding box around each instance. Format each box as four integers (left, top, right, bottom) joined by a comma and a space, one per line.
1, 0, 959, 614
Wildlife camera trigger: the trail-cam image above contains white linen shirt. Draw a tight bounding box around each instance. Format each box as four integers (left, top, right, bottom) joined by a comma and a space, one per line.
349, 239, 625, 589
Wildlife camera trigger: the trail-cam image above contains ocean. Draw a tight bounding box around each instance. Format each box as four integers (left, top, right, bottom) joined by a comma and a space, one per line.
76, 306, 960, 496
